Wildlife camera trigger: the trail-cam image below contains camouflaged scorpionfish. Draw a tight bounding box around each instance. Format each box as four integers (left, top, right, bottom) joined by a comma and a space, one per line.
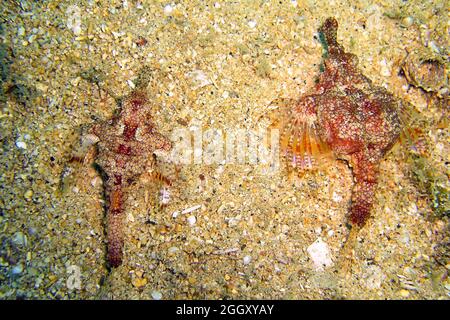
267, 18, 403, 234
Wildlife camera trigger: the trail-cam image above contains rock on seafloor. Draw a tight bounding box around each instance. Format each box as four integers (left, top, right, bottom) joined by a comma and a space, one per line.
307, 238, 333, 271
151, 290, 162, 300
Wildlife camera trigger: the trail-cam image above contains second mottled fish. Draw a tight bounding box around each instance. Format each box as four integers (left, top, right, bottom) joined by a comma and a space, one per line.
267, 18, 404, 259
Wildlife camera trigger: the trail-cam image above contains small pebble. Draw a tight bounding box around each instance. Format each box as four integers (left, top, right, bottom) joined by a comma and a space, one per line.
28, 227, 37, 235
65, 5, 82, 35
168, 246, 179, 254
307, 238, 333, 271
24, 189, 33, 201
186, 70, 211, 89
151, 290, 162, 300
17, 26, 25, 36
28, 34, 36, 43
379, 59, 391, 77
16, 141, 27, 149
160, 187, 170, 205
243, 255, 252, 265
398, 289, 410, 298
135, 270, 144, 278
132, 277, 148, 288
12, 232, 28, 247
187, 215, 196, 226
91, 177, 102, 188
11, 264, 23, 275
402, 16, 414, 27
428, 41, 440, 54
163, 4, 173, 15
332, 191, 342, 202
248, 20, 257, 28
365, 265, 385, 290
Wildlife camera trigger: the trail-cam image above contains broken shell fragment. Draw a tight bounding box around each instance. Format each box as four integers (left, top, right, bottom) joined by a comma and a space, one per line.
401, 48, 448, 96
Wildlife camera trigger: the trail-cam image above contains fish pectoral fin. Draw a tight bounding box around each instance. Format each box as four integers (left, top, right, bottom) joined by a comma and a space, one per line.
280, 113, 333, 174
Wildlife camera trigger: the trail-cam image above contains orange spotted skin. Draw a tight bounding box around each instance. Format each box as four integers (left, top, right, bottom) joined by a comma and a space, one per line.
90, 91, 171, 267
271, 18, 402, 227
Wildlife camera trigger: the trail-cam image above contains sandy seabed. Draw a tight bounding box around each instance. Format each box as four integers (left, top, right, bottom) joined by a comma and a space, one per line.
0, 0, 448, 299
